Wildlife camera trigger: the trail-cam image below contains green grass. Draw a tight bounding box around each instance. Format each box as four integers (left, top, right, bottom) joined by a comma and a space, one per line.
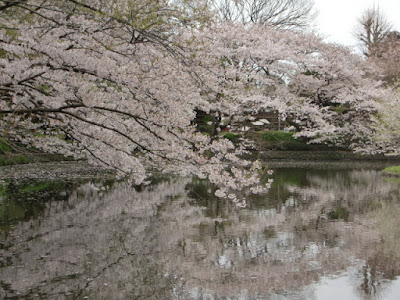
197, 124, 211, 134
0, 154, 32, 165
382, 166, 400, 176
0, 153, 71, 166
222, 132, 241, 143
259, 130, 312, 150
21, 182, 51, 193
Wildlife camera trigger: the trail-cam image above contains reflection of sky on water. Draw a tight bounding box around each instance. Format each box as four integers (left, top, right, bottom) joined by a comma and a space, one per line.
303, 266, 400, 300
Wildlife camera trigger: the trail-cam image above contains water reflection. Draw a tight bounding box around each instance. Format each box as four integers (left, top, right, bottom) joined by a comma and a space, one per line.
0, 165, 400, 299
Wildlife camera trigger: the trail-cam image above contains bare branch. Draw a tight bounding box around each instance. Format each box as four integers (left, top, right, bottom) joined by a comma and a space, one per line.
210, 0, 316, 30
353, 6, 392, 56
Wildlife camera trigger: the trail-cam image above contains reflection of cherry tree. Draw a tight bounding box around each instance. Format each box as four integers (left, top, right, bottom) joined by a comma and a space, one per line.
274, 169, 400, 298
0, 178, 197, 299
178, 170, 400, 298
1, 169, 400, 299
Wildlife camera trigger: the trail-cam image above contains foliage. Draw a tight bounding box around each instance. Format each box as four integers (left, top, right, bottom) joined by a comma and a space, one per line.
257, 130, 311, 150
0, 153, 70, 166
0, 154, 31, 165
196, 124, 211, 134
223, 132, 241, 143
0, 137, 10, 153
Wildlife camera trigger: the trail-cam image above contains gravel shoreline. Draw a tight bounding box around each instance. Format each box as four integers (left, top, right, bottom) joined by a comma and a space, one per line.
0, 161, 114, 181
1, 155, 399, 182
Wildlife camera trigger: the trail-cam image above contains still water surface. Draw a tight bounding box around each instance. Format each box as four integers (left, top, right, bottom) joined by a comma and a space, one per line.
1, 162, 400, 299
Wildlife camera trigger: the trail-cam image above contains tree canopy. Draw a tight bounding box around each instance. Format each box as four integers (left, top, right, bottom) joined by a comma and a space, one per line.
0, 0, 386, 203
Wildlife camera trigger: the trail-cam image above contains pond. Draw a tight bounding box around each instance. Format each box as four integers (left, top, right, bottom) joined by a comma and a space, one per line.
1, 161, 400, 299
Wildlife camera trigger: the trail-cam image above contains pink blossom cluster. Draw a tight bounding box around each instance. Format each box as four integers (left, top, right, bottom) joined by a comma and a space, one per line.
0, 0, 385, 203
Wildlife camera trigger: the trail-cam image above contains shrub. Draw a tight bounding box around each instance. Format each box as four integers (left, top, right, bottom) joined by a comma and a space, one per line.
197, 124, 211, 133
261, 130, 297, 143
260, 130, 311, 150
223, 132, 241, 143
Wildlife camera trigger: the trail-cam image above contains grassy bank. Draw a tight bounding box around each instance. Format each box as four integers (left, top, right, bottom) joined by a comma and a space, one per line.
0, 153, 72, 166
0, 138, 73, 166
382, 166, 400, 177
246, 130, 336, 151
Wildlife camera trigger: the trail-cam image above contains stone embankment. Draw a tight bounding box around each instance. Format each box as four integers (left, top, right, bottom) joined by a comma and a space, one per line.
251, 150, 400, 170
259, 150, 400, 161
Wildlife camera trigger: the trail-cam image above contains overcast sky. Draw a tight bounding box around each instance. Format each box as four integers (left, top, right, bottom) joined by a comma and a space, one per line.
313, 0, 400, 49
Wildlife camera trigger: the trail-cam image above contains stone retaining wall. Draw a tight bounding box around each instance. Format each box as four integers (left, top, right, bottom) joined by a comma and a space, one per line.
258, 150, 400, 161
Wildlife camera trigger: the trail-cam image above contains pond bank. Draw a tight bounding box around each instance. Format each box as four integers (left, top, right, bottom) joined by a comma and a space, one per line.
258, 150, 400, 161
2, 150, 400, 181
0, 152, 72, 166
2, 149, 400, 166
0, 161, 114, 181
263, 159, 400, 170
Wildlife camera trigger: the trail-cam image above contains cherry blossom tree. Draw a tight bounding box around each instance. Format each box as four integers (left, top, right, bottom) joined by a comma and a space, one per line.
0, 0, 382, 203
360, 89, 400, 156
358, 32, 400, 155
0, 0, 202, 171
0, 0, 269, 205
198, 24, 381, 148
